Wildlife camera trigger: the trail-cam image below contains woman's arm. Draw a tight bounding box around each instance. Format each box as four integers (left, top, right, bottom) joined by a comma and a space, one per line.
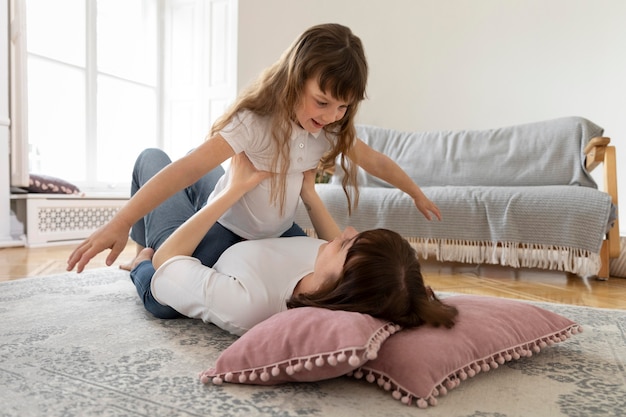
348, 139, 442, 221
153, 153, 269, 270
67, 135, 235, 273
299, 169, 341, 241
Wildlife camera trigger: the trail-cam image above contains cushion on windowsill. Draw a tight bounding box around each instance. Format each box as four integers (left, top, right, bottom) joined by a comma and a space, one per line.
26, 174, 81, 194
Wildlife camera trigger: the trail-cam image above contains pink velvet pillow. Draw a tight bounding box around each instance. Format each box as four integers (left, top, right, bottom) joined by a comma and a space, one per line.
351, 295, 582, 408
200, 307, 399, 385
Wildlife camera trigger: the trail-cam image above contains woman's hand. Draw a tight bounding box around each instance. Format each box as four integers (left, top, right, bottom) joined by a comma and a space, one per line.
153, 152, 269, 268
299, 168, 341, 241
300, 168, 318, 202
228, 152, 271, 193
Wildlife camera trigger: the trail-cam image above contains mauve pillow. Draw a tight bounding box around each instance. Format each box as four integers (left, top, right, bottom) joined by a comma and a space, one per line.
200, 307, 399, 385
27, 174, 80, 194
351, 295, 582, 408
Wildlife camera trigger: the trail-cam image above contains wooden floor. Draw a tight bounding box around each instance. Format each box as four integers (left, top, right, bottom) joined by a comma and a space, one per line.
1, 242, 625, 310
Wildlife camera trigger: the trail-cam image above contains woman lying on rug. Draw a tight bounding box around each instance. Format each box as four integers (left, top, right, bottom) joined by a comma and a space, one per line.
126, 150, 457, 336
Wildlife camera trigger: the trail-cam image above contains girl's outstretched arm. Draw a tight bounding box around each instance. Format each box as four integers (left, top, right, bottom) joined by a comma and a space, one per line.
348, 138, 442, 221
66, 135, 235, 273
153, 153, 269, 270
300, 169, 341, 241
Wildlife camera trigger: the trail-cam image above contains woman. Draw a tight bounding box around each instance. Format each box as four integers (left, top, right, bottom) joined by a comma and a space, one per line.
127, 150, 457, 336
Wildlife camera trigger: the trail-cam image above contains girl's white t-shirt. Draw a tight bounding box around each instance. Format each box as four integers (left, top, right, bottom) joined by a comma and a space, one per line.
214, 110, 335, 239
150, 236, 325, 336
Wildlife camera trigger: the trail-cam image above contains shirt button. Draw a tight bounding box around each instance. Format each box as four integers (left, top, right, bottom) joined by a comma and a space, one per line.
299, 143, 304, 149
297, 157, 303, 163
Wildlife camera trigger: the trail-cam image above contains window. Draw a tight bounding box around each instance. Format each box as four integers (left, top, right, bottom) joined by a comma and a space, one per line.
11, 0, 237, 193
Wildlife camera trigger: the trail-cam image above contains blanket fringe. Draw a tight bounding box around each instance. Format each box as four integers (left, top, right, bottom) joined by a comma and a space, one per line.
405, 238, 601, 277
301, 229, 602, 277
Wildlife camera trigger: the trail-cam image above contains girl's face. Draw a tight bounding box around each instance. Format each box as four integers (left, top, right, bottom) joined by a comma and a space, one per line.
295, 78, 350, 134
312, 227, 359, 289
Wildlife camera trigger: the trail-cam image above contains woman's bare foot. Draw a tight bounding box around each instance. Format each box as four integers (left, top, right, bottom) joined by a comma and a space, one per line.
119, 247, 155, 271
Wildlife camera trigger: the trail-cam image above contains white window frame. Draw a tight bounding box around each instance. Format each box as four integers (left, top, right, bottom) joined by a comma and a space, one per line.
8, 0, 237, 193
9, 0, 29, 188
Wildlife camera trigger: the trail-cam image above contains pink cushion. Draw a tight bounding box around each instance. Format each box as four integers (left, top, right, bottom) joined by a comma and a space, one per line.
27, 174, 80, 194
351, 295, 582, 408
200, 307, 399, 385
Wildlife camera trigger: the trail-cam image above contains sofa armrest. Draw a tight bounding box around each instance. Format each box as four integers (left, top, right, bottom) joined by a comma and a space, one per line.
604, 145, 620, 258
585, 136, 620, 261
584, 136, 611, 172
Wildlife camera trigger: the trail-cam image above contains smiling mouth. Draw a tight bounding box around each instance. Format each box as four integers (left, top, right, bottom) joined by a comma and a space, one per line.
312, 119, 324, 129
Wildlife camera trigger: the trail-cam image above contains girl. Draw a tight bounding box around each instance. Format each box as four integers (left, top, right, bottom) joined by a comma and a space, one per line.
67, 23, 440, 273
134, 151, 456, 335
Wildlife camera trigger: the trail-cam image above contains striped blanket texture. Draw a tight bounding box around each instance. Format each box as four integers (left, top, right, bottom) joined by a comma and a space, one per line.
296, 117, 612, 277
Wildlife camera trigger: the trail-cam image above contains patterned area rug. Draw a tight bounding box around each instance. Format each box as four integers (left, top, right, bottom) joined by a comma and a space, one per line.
1, 268, 624, 417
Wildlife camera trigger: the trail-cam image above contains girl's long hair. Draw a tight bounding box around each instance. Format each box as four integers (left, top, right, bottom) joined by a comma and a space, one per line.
210, 23, 367, 214
287, 229, 459, 329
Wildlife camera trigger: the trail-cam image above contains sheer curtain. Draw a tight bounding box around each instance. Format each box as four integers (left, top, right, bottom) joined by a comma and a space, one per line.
1, 0, 16, 245
9, 0, 237, 193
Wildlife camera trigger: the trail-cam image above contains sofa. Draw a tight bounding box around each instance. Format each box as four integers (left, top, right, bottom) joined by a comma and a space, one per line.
294, 116, 620, 279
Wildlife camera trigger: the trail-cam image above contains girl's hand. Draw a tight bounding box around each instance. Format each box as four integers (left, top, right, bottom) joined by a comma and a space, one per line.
66, 216, 132, 273
412, 190, 442, 221
348, 139, 442, 221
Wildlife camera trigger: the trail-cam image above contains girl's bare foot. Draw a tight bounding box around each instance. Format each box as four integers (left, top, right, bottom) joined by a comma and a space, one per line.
119, 247, 155, 271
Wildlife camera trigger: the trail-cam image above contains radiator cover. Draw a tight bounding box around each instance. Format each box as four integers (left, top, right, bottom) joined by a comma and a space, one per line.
11, 194, 127, 247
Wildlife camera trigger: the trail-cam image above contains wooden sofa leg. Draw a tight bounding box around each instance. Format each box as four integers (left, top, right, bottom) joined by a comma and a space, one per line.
597, 241, 610, 281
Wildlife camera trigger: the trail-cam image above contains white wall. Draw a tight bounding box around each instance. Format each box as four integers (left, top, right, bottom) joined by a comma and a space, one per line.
237, 0, 626, 234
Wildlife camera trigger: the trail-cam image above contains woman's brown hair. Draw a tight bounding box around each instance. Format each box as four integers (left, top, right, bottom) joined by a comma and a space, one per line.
287, 229, 458, 328
210, 23, 367, 214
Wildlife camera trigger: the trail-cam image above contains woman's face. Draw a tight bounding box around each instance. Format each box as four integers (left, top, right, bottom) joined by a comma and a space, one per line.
312, 227, 359, 288
294, 78, 350, 134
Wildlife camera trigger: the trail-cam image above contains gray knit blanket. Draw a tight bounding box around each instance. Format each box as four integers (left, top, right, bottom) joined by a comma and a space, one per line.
295, 117, 613, 277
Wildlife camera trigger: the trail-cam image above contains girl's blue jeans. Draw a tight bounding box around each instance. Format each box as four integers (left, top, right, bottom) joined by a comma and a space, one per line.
128, 148, 306, 319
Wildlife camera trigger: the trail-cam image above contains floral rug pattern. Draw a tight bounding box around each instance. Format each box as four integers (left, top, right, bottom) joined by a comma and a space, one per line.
0, 268, 624, 417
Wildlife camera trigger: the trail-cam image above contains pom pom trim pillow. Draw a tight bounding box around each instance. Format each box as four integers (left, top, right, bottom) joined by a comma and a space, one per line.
351, 295, 582, 408
200, 307, 399, 385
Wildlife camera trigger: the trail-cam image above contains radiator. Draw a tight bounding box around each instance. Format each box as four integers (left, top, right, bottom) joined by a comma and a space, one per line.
11, 194, 128, 247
